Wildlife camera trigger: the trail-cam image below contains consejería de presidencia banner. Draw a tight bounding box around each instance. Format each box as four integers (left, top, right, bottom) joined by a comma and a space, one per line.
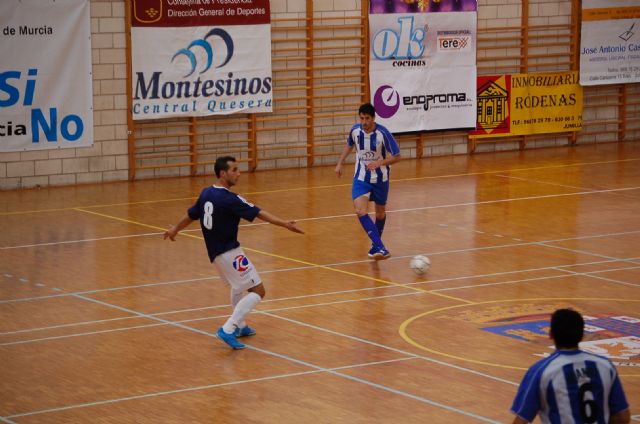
470, 71, 583, 138
580, 0, 640, 86
131, 0, 272, 120
368, 0, 477, 133
0, 0, 93, 152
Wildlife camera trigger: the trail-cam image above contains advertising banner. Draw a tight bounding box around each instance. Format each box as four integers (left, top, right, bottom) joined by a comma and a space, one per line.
369, 0, 477, 133
0, 0, 93, 152
131, 0, 272, 120
580, 0, 640, 85
470, 71, 583, 138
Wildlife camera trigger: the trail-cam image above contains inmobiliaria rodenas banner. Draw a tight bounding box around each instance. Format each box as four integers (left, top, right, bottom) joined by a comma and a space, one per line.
470, 71, 583, 138
0, 0, 93, 152
131, 0, 272, 120
368, 0, 477, 133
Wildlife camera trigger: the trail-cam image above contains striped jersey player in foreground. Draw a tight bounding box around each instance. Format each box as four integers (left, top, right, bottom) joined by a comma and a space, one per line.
335, 103, 401, 260
511, 308, 630, 424
164, 156, 304, 349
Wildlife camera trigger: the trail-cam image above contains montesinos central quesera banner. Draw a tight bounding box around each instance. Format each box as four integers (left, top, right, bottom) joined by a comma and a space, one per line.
130, 0, 272, 120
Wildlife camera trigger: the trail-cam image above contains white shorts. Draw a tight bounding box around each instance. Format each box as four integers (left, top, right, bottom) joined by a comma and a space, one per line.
213, 246, 262, 291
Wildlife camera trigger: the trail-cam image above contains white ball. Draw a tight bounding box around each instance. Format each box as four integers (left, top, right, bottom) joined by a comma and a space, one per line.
410, 255, 430, 275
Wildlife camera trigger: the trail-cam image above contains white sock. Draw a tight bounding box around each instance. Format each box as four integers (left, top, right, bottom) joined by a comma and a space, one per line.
222, 292, 261, 334
230, 290, 246, 328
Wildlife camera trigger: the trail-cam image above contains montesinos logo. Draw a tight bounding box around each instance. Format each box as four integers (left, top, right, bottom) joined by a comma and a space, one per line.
233, 255, 250, 273
373, 85, 400, 118
133, 27, 272, 103
372, 16, 425, 60
172, 28, 234, 77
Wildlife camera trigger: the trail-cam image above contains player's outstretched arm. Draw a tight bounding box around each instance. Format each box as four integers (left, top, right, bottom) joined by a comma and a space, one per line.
164, 214, 195, 241
257, 210, 304, 234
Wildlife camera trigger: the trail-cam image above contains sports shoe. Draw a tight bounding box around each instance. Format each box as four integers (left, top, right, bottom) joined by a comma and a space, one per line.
367, 245, 378, 259
217, 327, 245, 349
235, 326, 256, 337
371, 248, 390, 260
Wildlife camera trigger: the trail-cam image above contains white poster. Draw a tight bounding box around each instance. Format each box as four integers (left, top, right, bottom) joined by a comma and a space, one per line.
580, 0, 640, 86
0, 0, 93, 152
369, 0, 477, 133
130, 0, 272, 120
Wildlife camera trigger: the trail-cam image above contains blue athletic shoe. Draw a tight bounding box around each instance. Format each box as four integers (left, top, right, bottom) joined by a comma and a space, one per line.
367, 245, 378, 259
371, 248, 390, 260
217, 327, 245, 349
235, 326, 256, 337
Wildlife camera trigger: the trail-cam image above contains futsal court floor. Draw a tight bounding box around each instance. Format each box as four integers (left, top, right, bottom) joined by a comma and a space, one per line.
1, 142, 639, 423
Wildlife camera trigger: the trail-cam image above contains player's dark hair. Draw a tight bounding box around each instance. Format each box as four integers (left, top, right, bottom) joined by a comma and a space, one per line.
359, 103, 376, 117
214, 156, 236, 178
550, 308, 584, 349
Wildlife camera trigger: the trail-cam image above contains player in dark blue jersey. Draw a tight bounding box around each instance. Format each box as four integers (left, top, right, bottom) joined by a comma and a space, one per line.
164, 156, 304, 350
511, 309, 630, 424
335, 103, 401, 260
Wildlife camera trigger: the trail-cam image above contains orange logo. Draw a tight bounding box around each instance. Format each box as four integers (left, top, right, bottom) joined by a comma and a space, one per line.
132, 0, 162, 24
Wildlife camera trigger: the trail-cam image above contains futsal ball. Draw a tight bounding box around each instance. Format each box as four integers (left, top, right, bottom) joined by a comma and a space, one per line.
410, 255, 430, 275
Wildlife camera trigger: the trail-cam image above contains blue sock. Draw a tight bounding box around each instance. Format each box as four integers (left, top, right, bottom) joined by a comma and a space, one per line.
375, 216, 386, 237
358, 215, 385, 249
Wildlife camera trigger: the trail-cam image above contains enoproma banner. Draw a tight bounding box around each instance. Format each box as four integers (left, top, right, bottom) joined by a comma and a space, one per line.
0, 0, 93, 152
580, 0, 640, 86
470, 71, 583, 138
131, 0, 272, 120
369, 0, 477, 133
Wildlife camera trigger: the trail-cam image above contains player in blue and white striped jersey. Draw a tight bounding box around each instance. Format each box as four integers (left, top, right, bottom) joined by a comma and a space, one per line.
335, 103, 401, 259
511, 309, 630, 424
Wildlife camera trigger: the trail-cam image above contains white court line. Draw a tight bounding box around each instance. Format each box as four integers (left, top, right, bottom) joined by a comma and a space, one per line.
494, 173, 640, 200
562, 268, 640, 288
5, 262, 638, 347
536, 242, 638, 264
3, 156, 637, 217
3, 293, 503, 423
388, 186, 640, 215
4, 357, 412, 419
3, 227, 639, 306
493, 174, 593, 192
7, 354, 501, 423
0, 314, 148, 336
2, 253, 637, 338
432, 266, 640, 292
0, 275, 221, 305
256, 310, 517, 388
0, 231, 162, 250
3, 185, 640, 251
0, 289, 436, 347
2, 258, 639, 339
0, 417, 17, 424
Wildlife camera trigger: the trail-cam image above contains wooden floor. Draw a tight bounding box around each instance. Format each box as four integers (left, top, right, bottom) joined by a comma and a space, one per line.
1, 142, 639, 423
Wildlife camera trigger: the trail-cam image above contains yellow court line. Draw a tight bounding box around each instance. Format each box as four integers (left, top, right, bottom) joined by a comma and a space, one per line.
3, 156, 639, 216
399, 298, 640, 376
74, 208, 472, 304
